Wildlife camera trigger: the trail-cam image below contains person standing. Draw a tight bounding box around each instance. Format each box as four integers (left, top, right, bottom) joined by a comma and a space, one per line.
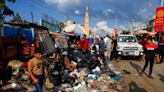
81, 35, 89, 53
98, 37, 105, 58
111, 37, 118, 60
104, 35, 109, 45
90, 43, 97, 55
158, 36, 164, 63
88, 35, 93, 45
28, 49, 48, 92
104, 35, 112, 60
140, 35, 148, 62
140, 38, 158, 78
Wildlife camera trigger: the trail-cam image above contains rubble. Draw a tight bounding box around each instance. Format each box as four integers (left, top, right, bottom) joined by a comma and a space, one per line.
1, 49, 123, 92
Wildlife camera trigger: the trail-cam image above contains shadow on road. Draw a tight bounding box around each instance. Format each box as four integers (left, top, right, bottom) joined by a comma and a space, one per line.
121, 56, 140, 60
129, 62, 142, 74
129, 81, 148, 92
158, 74, 164, 83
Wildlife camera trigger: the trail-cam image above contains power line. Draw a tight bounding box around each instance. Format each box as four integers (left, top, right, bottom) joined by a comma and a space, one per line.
36, 0, 72, 20
14, 0, 60, 23
19, 0, 72, 21
28, 0, 59, 22
20, 0, 56, 13
17, 0, 58, 17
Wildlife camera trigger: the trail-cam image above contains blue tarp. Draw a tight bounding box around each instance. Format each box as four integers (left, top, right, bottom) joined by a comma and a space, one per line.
20, 29, 33, 43
3, 26, 17, 37
3, 26, 34, 43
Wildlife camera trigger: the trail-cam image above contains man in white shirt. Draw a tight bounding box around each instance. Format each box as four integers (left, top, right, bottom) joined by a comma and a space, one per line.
104, 35, 112, 60
104, 35, 109, 45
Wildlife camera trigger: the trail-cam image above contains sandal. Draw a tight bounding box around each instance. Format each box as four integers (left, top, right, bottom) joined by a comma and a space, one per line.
147, 75, 153, 79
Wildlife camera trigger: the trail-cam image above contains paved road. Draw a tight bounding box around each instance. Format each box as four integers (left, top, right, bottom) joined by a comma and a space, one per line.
113, 60, 164, 92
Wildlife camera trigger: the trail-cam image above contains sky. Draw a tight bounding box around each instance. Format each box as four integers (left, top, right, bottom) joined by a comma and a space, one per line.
5, 0, 161, 32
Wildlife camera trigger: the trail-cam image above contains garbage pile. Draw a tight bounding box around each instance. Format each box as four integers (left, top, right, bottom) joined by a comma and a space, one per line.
0, 47, 122, 92
46, 48, 122, 92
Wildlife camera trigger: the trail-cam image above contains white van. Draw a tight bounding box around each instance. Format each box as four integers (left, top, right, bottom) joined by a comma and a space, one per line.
117, 34, 144, 57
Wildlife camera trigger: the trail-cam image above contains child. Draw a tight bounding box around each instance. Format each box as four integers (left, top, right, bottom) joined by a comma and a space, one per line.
28, 49, 47, 92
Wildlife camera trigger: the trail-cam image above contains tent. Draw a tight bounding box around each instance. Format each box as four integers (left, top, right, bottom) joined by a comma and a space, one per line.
133, 30, 148, 35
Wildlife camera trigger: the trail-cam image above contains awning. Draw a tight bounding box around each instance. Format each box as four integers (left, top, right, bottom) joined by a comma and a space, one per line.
133, 30, 148, 35
49, 32, 65, 38
0, 22, 49, 30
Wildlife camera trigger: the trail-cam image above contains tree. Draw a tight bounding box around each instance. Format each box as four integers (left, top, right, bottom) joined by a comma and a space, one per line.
11, 12, 22, 22
7, 0, 16, 2
0, 0, 16, 19
2, 6, 14, 16
56, 22, 65, 31
23, 19, 29, 23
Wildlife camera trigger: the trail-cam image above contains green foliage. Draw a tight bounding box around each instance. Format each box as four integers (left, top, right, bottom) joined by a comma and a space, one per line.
7, 0, 16, 3
11, 12, 22, 22
56, 22, 65, 28
56, 22, 65, 31
0, 0, 16, 18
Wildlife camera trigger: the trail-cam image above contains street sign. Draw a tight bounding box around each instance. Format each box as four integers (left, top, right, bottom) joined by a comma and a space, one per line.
154, 7, 164, 32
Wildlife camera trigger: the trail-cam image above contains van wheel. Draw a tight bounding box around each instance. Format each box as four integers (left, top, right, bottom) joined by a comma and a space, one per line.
0, 80, 3, 88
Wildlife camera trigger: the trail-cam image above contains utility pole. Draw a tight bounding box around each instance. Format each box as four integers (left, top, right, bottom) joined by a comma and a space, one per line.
115, 15, 117, 29
31, 12, 34, 23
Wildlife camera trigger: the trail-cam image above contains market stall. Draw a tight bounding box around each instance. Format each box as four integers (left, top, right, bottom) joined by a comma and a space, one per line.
0, 22, 55, 86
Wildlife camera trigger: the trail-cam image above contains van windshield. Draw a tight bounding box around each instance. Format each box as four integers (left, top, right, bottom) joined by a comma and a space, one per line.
118, 36, 137, 43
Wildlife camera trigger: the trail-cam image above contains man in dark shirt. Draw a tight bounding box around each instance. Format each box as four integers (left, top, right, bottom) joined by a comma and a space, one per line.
158, 36, 164, 63
111, 37, 118, 60
140, 38, 158, 78
98, 37, 105, 57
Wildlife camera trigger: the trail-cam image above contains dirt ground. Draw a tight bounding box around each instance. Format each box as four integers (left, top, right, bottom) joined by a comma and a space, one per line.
113, 59, 164, 92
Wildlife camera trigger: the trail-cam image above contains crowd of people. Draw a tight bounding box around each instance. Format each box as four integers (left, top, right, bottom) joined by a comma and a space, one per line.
66, 35, 118, 61
66, 34, 164, 64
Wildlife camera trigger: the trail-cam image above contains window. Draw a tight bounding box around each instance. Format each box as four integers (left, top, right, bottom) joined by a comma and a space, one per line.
118, 36, 137, 43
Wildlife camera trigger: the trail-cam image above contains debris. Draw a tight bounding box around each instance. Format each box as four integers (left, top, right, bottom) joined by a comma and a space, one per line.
2, 48, 123, 92
122, 70, 131, 74
45, 78, 54, 89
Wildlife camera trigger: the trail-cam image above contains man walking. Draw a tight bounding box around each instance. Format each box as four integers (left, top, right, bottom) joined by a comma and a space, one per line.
140, 38, 158, 78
